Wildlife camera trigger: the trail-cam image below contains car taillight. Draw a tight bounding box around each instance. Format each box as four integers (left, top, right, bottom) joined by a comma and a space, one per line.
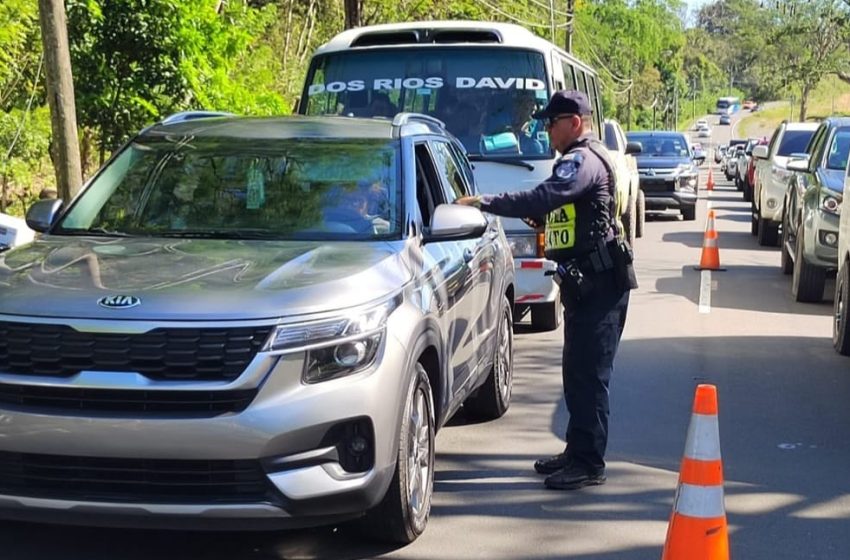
536, 232, 545, 257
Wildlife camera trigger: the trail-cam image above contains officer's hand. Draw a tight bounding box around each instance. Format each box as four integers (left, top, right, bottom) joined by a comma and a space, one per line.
455, 196, 482, 208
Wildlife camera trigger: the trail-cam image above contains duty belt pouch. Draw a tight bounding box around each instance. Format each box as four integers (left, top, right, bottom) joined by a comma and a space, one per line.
555, 261, 594, 301
609, 239, 638, 291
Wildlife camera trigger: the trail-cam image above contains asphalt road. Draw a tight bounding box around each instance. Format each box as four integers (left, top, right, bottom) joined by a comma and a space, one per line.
2, 112, 849, 559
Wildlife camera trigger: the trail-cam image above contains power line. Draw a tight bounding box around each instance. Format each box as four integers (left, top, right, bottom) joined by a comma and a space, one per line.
524, 0, 571, 18
574, 27, 632, 84
475, 0, 567, 30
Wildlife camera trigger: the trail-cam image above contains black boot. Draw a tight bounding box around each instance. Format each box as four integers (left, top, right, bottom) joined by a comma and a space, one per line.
533, 452, 570, 475
544, 463, 606, 490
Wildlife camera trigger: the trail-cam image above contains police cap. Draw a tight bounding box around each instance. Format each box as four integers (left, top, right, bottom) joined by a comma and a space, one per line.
532, 90, 593, 119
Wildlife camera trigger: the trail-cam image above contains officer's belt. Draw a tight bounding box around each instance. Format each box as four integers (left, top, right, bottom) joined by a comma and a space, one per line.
560, 240, 616, 275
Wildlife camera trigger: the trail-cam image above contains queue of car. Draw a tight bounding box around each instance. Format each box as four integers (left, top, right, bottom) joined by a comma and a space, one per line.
715, 113, 850, 359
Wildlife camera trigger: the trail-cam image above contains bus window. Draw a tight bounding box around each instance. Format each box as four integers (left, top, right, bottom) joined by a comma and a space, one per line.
302, 48, 551, 158
560, 59, 577, 90
586, 74, 603, 140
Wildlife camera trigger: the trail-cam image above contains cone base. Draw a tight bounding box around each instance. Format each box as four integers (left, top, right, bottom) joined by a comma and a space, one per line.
662, 514, 729, 560
694, 266, 727, 271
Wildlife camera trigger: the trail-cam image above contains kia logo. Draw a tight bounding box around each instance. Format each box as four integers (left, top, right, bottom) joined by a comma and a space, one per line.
98, 295, 141, 309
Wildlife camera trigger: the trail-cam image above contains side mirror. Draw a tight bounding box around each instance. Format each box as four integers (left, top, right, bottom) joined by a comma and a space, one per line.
25, 198, 64, 233
424, 203, 488, 242
786, 157, 809, 172
752, 145, 769, 160
625, 141, 642, 155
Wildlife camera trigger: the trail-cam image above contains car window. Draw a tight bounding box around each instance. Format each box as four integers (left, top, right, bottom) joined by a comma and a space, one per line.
58, 137, 402, 240
604, 122, 620, 151
826, 128, 850, 171
415, 143, 446, 227
431, 140, 470, 202
626, 134, 689, 157
777, 130, 816, 157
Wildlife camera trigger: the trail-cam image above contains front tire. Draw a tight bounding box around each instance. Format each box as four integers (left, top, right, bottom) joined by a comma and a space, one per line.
780, 213, 793, 275
465, 296, 514, 420
757, 216, 779, 246
635, 190, 646, 238
833, 264, 850, 355
622, 194, 637, 248
791, 224, 826, 303
362, 363, 435, 544
681, 205, 696, 221
531, 296, 562, 331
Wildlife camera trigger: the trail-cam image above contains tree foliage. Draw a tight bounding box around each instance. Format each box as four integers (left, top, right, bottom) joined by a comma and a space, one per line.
3, 0, 850, 217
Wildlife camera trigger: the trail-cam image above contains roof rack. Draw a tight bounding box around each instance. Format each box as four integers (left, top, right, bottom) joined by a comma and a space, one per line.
160, 111, 235, 126
392, 112, 445, 129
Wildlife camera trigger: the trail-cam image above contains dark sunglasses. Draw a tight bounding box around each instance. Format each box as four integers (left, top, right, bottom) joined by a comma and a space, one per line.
545, 114, 578, 128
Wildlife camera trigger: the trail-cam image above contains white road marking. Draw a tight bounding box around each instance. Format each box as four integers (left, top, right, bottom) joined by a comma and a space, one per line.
699, 269, 712, 314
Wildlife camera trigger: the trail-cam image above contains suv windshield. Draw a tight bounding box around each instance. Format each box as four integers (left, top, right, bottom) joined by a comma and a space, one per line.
57, 136, 402, 240
302, 48, 551, 158
626, 133, 690, 157
777, 130, 815, 157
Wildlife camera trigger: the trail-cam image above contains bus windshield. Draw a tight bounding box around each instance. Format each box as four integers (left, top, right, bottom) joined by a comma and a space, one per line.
302, 48, 552, 159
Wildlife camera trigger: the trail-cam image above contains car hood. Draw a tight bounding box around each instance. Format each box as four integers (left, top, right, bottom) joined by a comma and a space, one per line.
0, 237, 409, 320
634, 156, 692, 169
820, 168, 845, 194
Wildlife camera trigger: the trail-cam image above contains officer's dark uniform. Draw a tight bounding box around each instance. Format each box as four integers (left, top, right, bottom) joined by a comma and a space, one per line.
476, 91, 636, 489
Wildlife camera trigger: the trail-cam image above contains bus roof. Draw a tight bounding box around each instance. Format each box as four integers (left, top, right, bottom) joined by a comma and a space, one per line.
313, 20, 597, 75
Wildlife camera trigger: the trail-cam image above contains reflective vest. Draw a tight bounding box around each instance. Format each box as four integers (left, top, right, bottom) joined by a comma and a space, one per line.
544, 138, 618, 263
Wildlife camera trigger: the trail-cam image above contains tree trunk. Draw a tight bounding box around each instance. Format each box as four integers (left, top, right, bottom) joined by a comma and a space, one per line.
344, 0, 361, 30
800, 82, 811, 122
38, 0, 83, 202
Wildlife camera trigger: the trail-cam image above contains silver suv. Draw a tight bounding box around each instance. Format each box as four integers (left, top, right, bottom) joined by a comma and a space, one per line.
0, 113, 515, 543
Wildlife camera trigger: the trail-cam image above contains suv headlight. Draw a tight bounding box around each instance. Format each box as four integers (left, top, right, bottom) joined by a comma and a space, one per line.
821, 191, 842, 215
265, 295, 401, 383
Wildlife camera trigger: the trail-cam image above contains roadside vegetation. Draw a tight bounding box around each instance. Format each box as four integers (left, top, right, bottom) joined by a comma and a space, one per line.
2, 0, 850, 217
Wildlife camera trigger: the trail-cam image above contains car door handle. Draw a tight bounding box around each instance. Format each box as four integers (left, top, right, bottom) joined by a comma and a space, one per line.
463, 248, 474, 263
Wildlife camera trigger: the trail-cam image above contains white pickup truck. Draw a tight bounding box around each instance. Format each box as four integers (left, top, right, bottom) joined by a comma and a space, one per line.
604, 118, 644, 246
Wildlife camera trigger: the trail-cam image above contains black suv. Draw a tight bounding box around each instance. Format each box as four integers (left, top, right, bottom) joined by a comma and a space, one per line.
625, 131, 701, 221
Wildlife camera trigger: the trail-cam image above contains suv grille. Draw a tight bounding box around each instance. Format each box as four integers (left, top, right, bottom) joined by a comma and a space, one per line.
0, 383, 257, 414
0, 322, 273, 381
0, 451, 277, 504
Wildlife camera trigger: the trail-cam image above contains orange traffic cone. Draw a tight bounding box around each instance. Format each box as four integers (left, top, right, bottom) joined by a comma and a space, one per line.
706, 169, 715, 191
694, 210, 725, 271
661, 384, 729, 560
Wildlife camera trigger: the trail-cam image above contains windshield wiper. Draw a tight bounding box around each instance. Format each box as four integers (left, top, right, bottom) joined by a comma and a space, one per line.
59, 227, 133, 237
158, 229, 277, 239
468, 155, 535, 171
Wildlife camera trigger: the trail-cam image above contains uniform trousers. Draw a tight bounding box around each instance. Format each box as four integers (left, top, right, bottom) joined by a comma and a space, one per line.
560, 267, 630, 473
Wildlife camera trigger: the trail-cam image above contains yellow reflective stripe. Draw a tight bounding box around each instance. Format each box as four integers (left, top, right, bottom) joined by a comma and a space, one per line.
545, 204, 576, 250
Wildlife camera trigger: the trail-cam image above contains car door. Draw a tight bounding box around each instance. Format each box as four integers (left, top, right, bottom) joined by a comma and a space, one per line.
414, 141, 477, 398
429, 139, 498, 395
789, 124, 826, 237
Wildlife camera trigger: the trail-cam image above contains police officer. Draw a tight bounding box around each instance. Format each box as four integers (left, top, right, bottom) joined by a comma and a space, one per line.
456, 90, 636, 490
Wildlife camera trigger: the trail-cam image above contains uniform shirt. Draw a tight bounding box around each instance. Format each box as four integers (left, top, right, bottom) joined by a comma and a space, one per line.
479, 133, 614, 260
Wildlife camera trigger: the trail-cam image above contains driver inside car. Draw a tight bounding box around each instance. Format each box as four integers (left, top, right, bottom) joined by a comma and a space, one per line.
323, 184, 390, 234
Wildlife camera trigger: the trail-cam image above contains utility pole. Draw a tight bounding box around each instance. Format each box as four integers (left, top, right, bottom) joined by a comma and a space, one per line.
565, 0, 575, 53
627, 69, 633, 131
38, 0, 82, 202
548, 0, 556, 43
674, 81, 678, 130
692, 78, 697, 121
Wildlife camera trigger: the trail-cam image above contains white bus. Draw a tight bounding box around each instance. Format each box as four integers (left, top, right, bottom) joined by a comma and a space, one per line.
299, 21, 613, 330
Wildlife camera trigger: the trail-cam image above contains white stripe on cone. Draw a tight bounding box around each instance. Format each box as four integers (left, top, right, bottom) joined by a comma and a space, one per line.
684, 413, 722, 461
673, 484, 726, 518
